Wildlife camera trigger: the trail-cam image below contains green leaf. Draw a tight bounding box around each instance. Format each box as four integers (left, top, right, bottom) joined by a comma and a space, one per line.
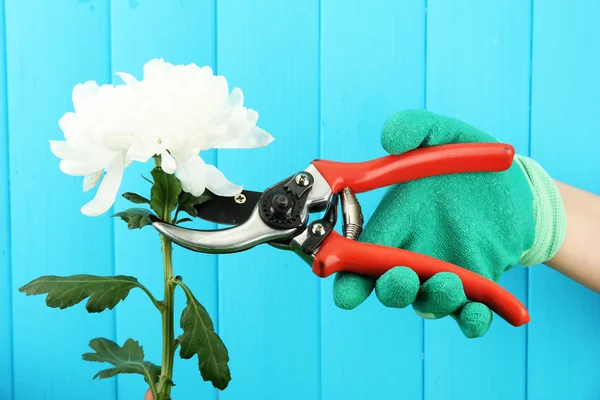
19, 275, 147, 313
82, 338, 161, 385
176, 190, 212, 218
141, 174, 153, 185
122, 192, 150, 204
176, 281, 231, 390
113, 208, 154, 229
150, 167, 182, 219
176, 218, 193, 224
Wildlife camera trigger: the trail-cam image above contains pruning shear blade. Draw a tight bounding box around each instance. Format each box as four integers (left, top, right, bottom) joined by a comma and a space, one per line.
149, 210, 298, 254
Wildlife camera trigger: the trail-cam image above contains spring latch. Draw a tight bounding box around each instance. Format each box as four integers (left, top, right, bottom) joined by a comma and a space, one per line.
340, 187, 364, 240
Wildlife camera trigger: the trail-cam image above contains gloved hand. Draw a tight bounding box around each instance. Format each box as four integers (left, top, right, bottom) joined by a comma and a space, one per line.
333, 110, 566, 338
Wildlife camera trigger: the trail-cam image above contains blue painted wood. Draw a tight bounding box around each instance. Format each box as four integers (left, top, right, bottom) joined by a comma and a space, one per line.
319, 2, 425, 399
216, 1, 321, 399
424, 1, 530, 399
0, 1, 13, 399
5, 1, 116, 400
109, 1, 219, 399
528, 1, 600, 399
4, 2, 600, 399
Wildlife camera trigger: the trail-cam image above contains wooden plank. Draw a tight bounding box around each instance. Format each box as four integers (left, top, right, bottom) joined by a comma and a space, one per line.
0, 0, 13, 398
528, 1, 600, 398
319, 1, 425, 399
6, 1, 115, 399
423, 1, 531, 399
108, 1, 219, 399
216, 1, 320, 399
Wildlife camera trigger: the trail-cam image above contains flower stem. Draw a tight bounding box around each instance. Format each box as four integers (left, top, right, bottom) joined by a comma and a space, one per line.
151, 157, 177, 399
157, 227, 176, 399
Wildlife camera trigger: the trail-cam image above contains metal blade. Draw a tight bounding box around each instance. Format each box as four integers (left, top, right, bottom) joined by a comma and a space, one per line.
194, 190, 263, 225
148, 208, 299, 254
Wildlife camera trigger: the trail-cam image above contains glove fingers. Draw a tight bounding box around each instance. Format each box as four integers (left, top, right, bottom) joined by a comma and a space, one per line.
380, 109, 496, 155
374, 266, 420, 308
412, 272, 467, 319
453, 302, 493, 339
332, 272, 375, 310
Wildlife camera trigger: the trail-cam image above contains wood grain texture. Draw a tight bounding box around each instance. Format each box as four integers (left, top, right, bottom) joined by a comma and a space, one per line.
424, 1, 531, 399
2, 2, 600, 399
109, 1, 219, 399
5, 1, 115, 399
0, 1, 12, 398
319, 1, 425, 399
528, 1, 600, 398
216, 1, 321, 399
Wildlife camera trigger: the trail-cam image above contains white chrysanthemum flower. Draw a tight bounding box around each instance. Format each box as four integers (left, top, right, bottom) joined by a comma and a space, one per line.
50, 58, 274, 217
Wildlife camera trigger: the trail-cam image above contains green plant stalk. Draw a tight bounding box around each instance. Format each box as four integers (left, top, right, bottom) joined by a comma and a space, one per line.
157, 221, 176, 399
149, 376, 159, 400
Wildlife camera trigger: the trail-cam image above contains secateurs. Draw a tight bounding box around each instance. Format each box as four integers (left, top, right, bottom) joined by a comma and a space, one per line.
148, 142, 531, 327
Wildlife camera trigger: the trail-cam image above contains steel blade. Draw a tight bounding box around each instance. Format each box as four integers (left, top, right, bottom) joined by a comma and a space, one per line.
148, 209, 298, 254
194, 190, 263, 225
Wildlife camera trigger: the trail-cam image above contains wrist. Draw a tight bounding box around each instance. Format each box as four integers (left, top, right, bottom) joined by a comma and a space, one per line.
515, 155, 567, 266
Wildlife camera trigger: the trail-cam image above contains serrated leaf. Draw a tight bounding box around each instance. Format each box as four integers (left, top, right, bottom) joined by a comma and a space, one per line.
176, 282, 231, 390
150, 167, 182, 219
113, 208, 154, 229
122, 192, 150, 204
176, 190, 212, 218
19, 275, 145, 312
82, 338, 161, 385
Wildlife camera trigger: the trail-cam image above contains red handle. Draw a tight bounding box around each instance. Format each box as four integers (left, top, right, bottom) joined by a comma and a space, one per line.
311, 142, 515, 194
312, 231, 530, 327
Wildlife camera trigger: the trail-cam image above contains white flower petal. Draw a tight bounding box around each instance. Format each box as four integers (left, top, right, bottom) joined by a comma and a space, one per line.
161, 151, 176, 174
191, 124, 227, 150
100, 132, 138, 152
58, 113, 90, 149
83, 170, 103, 192
173, 153, 206, 196
72, 81, 100, 117
228, 87, 244, 107
59, 156, 113, 176
246, 108, 259, 124
204, 164, 243, 196
81, 154, 126, 216
116, 72, 137, 85
215, 128, 274, 149
127, 135, 156, 163
49, 140, 77, 159
143, 58, 172, 82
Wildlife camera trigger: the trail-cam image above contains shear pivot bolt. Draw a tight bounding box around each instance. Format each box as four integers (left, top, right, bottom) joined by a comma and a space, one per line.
295, 173, 310, 187
234, 194, 246, 204
311, 223, 326, 236
273, 194, 289, 209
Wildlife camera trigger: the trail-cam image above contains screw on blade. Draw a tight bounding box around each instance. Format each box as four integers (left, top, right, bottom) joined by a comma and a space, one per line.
295, 173, 310, 187
235, 193, 246, 204
311, 223, 326, 236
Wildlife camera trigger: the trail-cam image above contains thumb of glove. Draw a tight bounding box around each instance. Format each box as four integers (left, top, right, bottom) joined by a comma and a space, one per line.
380, 109, 497, 155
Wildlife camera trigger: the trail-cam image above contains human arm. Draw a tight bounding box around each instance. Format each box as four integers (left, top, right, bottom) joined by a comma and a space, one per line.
545, 181, 600, 293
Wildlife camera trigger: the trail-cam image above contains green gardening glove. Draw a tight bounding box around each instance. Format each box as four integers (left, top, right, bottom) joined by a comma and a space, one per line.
333, 110, 566, 338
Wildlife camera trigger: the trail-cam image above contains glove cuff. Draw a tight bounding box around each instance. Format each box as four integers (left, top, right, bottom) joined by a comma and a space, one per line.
515, 155, 567, 266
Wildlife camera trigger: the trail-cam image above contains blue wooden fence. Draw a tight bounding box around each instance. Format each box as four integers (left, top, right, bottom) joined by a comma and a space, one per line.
1, 1, 599, 399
